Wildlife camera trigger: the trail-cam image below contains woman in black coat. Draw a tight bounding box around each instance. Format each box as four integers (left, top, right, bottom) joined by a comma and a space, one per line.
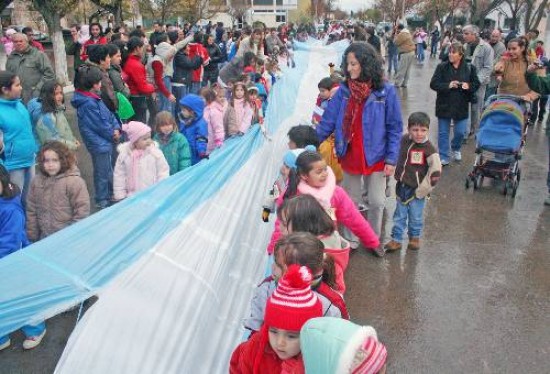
172, 44, 203, 117
203, 35, 223, 86
430, 41, 480, 165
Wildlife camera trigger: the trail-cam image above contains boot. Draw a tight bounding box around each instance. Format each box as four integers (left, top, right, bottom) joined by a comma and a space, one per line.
408, 237, 421, 251
384, 240, 402, 252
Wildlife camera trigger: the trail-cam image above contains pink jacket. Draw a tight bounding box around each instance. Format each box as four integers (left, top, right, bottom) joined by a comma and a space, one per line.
205, 100, 226, 153
113, 142, 170, 200
266, 167, 380, 254
320, 231, 350, 295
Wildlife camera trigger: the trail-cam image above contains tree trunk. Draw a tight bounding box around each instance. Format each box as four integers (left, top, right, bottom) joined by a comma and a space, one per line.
50, 16, 71, 87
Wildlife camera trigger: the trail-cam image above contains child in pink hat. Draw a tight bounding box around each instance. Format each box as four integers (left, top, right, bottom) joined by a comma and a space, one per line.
113, 121, 169, 200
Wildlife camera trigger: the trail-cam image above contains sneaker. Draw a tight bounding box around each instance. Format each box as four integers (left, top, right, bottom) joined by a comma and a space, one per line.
0, 339, 11, 351
453, 151, 462, 161
545, 194, 550, 206
371, 246, 386, 258
22, 329, 46, 350
408, 237, 421, 251
95, 201, 110, 210
441, 159, 450, 166
384, 240, 402, 252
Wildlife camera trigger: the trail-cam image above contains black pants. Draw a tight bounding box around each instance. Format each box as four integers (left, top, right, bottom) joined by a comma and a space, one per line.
129, 95, 148, 123
530, 96, 548, 123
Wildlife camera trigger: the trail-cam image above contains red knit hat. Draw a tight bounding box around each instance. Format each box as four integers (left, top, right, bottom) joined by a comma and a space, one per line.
264, 265, 323, 332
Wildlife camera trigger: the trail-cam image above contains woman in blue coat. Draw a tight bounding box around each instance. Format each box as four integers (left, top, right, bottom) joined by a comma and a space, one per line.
317, 43, 403, 252
0, 165, 46, 351
0, 71, 38, 204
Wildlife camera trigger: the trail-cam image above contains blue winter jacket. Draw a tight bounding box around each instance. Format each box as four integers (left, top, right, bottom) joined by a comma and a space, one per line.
0, 195, 28, 259
317, 82, 403, 166
0, 98, 37, 171
71, 90, 120, 154
179, 94, 208, 165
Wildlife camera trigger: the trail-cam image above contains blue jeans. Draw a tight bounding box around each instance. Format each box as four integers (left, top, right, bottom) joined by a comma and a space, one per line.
391, 197, 426, 240
416, 43, 425, 62
9, 166, 35, 205
90, 151, 113, 206
157, 77, 173, 113
438, 117, 467, 162
0, 322, 46, 343
387, 52, 398, 74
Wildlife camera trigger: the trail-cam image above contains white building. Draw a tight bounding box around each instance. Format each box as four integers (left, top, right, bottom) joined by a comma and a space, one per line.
211, 0, 298, 28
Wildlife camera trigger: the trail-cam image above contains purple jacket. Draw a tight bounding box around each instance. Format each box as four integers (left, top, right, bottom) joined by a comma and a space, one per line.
317, 82, 403, 166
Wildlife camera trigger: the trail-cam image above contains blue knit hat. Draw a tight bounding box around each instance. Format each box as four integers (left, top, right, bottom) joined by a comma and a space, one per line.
283, 145, 316, 169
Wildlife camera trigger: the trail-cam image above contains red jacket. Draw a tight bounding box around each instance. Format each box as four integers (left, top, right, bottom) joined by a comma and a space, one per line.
230, 329, 304, 374
31, 40, 44, 52
80, 36, 108, 61
152, 60, 171, 98
188, 43, 210, 83
123, 55, 155, 95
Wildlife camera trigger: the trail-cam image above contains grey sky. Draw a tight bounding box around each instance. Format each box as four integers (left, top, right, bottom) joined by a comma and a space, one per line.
338, 0, 375, 11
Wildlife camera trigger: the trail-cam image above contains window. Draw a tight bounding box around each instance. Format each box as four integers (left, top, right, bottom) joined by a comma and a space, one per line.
276, 14, 286, 23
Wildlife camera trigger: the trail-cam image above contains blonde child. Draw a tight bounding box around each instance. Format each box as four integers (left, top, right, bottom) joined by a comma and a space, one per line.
113, 121, 169, 200
202, 87, 226, 153
153, 111, 191, 175
244, 232, 348, 333
26, 141, 90, 242
267, 150, 380, 256
27, 81, 80, 151
231, 264, 323, 373
224, 81, 253, 137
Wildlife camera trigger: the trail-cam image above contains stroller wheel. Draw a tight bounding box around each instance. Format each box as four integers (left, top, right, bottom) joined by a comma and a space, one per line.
517, 169, 521, 182
502, 182, 508, 196
465, 177, 471, 189
511, 180, 519, 198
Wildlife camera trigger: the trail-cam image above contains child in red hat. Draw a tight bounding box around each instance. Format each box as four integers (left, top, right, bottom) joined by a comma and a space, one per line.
230, 265, 323, 374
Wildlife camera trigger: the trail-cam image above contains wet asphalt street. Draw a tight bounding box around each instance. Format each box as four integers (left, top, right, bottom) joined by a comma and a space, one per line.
1, 56, 549, 373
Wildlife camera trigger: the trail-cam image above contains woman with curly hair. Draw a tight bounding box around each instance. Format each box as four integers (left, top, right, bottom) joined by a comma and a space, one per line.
317, 43, 403, 256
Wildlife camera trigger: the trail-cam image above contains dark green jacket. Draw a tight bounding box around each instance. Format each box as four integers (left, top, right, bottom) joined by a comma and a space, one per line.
6, 46, 55, 103
526, 72, 550, 135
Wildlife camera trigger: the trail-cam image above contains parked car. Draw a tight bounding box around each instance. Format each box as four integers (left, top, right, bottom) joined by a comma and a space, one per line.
8, 25, 50, 44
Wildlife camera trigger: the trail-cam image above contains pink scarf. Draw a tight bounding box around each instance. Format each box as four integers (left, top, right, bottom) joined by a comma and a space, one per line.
128, 148, 145, 194
297, 166, 337, 210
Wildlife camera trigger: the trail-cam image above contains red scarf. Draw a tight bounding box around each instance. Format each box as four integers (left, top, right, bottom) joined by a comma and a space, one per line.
342, 79, 371, 142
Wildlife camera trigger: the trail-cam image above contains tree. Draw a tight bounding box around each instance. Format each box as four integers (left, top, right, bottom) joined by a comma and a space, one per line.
522, 0, 549, 31
30, 0, 79, 87
374, 0, 420, 23
88, 0, 125, 25
0, 0, 11, 13
501, 0, 524, 29
469, 0, 506, 25
420, 0, 467, 31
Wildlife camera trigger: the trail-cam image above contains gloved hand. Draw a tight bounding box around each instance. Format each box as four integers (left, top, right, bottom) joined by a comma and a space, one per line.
262, 208, 271, 222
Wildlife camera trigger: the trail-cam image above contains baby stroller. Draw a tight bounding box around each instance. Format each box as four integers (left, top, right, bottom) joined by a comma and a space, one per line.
465, 95, 527, 197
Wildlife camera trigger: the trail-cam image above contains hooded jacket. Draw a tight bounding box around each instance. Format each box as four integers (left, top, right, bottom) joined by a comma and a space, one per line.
0, 98, 37, 171
0, 194, 28, 259
6, 46, 55, 103
71, 90, 120, 154
108, 64, 130, 97
113, 141, 170, 200
204, 42, 223, 73
300, 317, 379, 374
27, 98, 79, 151
204, 100, 226, 153
26, 167, 90, 242
178, 94, 208, 165
394, 28, 415, 54
317, 82, 403, 167
83, 60, 119, 112
150, 43, 175, 98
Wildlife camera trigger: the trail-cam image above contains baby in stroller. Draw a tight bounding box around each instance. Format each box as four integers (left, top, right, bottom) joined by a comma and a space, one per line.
465, 95, 527, 197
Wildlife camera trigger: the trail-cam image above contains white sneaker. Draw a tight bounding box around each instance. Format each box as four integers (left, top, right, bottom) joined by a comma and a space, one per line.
22, 329, 46, 350
0, 339, 11, 351
453, 151, 462, 161
441, 159, 450, 166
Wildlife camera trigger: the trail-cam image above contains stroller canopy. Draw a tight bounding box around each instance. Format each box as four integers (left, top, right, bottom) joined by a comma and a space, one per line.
478, 99, 524, 153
